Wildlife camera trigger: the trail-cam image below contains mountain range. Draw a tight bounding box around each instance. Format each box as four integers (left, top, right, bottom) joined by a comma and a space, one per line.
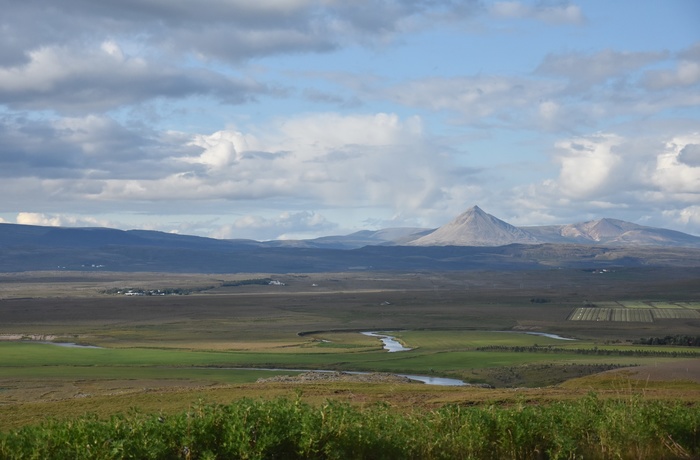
0, 206, 699, 273
407, 206, 700, 248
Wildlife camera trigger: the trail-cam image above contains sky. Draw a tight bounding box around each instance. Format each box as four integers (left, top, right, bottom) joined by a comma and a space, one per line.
1, 0, 699, 240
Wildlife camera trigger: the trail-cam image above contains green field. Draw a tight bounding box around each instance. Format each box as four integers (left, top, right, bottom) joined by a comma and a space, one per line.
6, 331, 685, 384
1, 268, 699, 434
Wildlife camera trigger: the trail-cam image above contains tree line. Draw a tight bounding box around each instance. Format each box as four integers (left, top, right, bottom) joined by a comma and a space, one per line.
476, 345, 700, 358
633, 335, 700, 347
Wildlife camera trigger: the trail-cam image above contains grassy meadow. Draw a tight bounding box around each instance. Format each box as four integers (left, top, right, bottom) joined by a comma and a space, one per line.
0, 268, 699, 456
3, 396, 699, 459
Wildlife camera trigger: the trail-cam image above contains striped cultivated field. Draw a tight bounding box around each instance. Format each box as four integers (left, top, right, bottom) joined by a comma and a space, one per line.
674, 302, 700, 310
568, 307, 612, 322
569, 300, 700, 322
652, 309, 700, 319
611, 308, 653, 322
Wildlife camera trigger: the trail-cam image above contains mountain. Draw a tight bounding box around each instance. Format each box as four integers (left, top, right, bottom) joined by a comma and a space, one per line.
0, 207, 700, 273
408, 206, 540, 247
258, 227, 430, 250
525, 218, 700, 247
0, 223, 261, 250
403, 207, 700, 248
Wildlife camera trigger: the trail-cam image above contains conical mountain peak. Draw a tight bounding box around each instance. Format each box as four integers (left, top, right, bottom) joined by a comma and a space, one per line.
410, 206, 540, 246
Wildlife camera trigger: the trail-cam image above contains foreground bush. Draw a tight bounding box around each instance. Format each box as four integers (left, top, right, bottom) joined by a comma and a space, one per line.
1, 395, 698, 459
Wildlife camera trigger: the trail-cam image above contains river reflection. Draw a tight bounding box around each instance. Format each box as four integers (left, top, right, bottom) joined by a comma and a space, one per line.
398, 374, 465, 386
361, 331, 412, 352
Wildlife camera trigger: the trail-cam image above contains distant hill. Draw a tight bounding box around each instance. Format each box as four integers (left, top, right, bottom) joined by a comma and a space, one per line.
524, 218, 700, 247
260, 227, 429, 249
1, 207, 699, 273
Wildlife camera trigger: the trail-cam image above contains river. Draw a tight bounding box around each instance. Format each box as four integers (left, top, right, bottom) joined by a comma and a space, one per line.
361, 331, 412, 352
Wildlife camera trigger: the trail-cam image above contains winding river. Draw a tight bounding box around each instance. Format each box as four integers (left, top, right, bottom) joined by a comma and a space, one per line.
361, 331, 413, 352
356, 329, 575, 386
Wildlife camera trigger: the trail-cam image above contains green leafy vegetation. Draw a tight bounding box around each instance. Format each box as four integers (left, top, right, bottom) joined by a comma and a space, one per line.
1, 395, 698, 459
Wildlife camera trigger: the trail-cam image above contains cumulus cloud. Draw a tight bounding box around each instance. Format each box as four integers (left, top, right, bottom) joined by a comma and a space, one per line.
511, 132, 700, 232
653, 134, 700, 195
186, 130, 261, 170
663, 206, 700, 233
552, 133, 625, 199
0, 111, 463, 235
100, 113, 453, 216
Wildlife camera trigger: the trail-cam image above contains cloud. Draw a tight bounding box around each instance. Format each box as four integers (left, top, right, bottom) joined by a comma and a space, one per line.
0, 112, 466, 232
653, 134, 700, 195
511, 131, 700, 232
0, 1, 484, 115
643, 60, 700, 90
490, 1, 585, 25
211, 210, 337, 240
384, 75, 560, 125
0, 114, 180, 180
15, 212, 112, 228
102, 113, 455, 214
552, 133, 625, 199
377, 46, 694, 135
536, 49, 667, 90
678, 144, 700, 167
662, 206, 700, 233
0, 1, 481, 67
0, 42, 268, 113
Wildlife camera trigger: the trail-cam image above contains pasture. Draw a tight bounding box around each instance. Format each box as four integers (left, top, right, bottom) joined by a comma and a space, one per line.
1, 267, 699, 431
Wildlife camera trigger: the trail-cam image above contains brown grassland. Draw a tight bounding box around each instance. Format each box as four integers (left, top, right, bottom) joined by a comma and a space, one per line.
1, 267, 699, 431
